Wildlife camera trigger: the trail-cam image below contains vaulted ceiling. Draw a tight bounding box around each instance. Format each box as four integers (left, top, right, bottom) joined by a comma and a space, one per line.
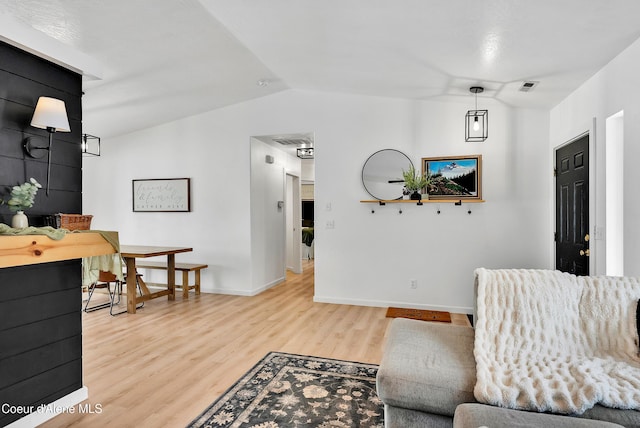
2, 0, 640, 137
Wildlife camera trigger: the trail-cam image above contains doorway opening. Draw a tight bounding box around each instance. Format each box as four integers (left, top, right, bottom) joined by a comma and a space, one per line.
286, 173, 302, 274
606, 111, 624, 276
301, 179, 315, 262
251, 132, 315, 285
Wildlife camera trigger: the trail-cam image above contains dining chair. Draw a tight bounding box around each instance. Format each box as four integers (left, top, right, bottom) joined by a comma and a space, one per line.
84, 270, 145, 316
83, 270, 119, 313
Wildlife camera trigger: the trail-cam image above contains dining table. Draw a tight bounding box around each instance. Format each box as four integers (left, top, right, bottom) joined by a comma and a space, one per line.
120, 245, 193, 314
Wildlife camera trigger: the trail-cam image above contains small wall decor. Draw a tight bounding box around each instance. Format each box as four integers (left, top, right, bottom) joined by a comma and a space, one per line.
132, 178, 191, 212
422, 155, 482, 200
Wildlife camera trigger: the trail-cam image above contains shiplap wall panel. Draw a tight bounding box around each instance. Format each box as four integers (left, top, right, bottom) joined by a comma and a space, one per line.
0, 313, 81, 360
0, 40, 84, 426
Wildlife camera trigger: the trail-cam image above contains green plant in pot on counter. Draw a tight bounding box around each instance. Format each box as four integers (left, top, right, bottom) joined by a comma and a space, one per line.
4, 178, 42, 212
402, 165, 431, 200
1, 178, 42, 229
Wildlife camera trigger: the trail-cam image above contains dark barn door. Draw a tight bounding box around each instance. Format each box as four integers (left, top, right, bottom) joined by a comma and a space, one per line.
555, 134, 589, 275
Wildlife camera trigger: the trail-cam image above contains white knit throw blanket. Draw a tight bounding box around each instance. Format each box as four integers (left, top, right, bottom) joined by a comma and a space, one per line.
473, 268, 640, 414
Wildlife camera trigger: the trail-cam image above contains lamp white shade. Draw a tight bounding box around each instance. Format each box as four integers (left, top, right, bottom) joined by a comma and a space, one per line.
30, 96, 71, 132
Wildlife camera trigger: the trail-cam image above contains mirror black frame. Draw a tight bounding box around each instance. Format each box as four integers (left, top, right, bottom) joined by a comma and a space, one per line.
361, 149, 413, 200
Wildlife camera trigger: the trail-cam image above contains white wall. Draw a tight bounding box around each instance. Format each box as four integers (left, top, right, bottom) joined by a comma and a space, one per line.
250, 138, 301, 292
301, 159, 315, 182
83, 109, 255, 294
313, 95, 551, 313
550, 37, 640, 276
84, 89, 552, 312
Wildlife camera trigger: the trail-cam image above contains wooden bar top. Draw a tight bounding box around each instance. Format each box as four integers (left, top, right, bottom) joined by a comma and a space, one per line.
0, 232, 117, 268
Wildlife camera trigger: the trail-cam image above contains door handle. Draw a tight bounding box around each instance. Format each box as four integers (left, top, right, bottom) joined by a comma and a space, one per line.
579, 249, 590, 256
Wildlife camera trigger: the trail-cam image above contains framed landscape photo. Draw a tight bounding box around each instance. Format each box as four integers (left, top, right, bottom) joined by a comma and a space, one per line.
132, 178, 191, 212
422, 155, 482, 200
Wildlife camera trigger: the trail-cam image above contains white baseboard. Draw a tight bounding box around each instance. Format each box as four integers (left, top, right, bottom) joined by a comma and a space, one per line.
204, 276, 286, 297
6, 387, 89, 428
249, 276, 285, 296
188, 285, 473, 314
313, 295, 473, 315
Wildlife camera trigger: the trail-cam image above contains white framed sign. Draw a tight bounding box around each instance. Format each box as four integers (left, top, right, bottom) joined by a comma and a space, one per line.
132, 178, 191, 212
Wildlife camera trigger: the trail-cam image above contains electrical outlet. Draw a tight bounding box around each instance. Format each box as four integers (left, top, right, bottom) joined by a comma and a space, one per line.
326, 220, 335, 229
410, 279, 417, 289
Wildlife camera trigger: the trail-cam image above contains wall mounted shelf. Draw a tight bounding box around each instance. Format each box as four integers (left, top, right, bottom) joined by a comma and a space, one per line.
360, 199, 485, 204
360, 199, 485, 214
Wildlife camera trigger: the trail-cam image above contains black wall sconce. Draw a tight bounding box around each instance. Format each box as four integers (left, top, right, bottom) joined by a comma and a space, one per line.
82, 134, 101, 156
24, 96, 70, 195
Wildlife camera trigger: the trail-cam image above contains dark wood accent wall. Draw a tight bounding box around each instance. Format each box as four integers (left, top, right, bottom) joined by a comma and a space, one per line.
0, 40, 83, 426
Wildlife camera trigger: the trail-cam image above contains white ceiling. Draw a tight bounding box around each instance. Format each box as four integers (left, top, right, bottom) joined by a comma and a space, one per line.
2, 0, 640, 138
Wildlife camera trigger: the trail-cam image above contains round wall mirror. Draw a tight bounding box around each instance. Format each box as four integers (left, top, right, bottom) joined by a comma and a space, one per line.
362, 149, 413, 200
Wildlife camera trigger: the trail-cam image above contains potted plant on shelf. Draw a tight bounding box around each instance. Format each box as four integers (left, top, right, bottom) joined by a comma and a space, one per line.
2, 178, 42, 229
402, 165, 431, 201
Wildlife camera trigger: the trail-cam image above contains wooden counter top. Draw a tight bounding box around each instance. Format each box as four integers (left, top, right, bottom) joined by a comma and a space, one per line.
0, 232, 117, 268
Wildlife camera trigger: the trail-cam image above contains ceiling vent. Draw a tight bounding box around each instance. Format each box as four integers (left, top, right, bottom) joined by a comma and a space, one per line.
273, 138, 312, 146
519, 81, 539, 92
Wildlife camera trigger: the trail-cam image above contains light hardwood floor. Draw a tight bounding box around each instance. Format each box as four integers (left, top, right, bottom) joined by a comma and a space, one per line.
42, 261, 470, 428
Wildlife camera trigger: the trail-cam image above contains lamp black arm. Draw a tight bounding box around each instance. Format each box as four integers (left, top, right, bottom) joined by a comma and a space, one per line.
23, 127, 55, 195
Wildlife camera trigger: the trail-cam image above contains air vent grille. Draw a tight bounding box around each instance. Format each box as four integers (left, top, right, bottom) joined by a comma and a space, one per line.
273, 139, 312, 146
519, 81, 539, 92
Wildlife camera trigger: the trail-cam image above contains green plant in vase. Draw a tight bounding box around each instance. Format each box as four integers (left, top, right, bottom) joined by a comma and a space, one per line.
2, 178, 42, 228
402, 165, 431, 200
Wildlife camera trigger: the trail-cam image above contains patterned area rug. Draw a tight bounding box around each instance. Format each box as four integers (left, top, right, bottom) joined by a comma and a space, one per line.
187, 352, 383, 428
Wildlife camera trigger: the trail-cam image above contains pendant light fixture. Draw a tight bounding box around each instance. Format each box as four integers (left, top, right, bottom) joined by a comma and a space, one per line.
465, 86, 488, 142
82, 134, 101, 156
297, 147, 314, 159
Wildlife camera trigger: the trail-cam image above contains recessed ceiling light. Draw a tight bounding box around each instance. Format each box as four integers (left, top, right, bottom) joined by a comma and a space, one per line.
256, 79, 270, 87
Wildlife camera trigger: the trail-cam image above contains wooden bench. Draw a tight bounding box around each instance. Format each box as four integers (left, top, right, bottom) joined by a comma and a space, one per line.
135, 261, 208, 299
